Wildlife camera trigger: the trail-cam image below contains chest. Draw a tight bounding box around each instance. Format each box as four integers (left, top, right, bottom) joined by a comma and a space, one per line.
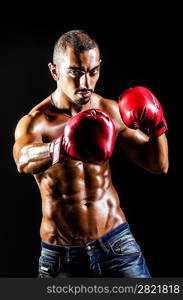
40, 113, 69, 142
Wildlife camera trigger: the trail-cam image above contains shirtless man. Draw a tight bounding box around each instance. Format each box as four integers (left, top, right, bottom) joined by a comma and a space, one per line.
13, 30, 168, 278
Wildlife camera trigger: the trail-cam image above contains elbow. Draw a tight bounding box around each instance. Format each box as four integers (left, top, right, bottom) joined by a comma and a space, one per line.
146, 155, 169, 175
14, 157, 25, 174
17, 162, 32, 174
160, 162, 169, 174
14, 148, 31, 174
157, 166, 168, 175
15, 151, 36, 174
152, 161, 169, 175
17, 161, 47, 175
16, 158, 36, 174
159, 157, 169, 174
17, 163, 24, 174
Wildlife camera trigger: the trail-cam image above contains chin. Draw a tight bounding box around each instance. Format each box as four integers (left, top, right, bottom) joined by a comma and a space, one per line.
73, 97, 90, 105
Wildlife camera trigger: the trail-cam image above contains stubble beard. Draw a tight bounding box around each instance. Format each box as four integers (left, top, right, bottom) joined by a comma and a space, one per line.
73, 97, 91, 106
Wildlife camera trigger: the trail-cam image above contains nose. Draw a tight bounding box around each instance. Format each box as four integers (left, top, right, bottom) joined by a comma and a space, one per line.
79, 73, 90, 89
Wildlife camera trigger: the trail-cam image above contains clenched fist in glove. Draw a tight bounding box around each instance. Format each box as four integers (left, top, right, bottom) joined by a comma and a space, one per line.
49, 108, 115, 164
118, 86, 167, 137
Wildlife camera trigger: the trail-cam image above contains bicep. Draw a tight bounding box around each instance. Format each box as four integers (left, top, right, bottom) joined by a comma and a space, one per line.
13, 115, 42, 163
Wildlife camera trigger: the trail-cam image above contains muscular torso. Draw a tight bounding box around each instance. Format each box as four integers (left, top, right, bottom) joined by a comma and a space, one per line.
31, 94, 126, 245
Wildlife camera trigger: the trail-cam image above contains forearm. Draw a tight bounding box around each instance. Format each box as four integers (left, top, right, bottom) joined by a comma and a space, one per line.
120, 128, 169, 174
145, 134, 169, 174
16, 143, 52, 174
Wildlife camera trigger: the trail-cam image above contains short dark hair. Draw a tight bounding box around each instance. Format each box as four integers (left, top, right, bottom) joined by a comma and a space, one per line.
53, 30, 99, 64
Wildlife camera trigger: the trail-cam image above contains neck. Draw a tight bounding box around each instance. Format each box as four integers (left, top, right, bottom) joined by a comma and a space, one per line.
50, 90, 92, 117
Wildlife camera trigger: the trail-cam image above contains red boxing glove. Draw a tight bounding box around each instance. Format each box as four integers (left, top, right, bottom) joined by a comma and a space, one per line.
118, 86, 167, 137
50, 108, 115, 164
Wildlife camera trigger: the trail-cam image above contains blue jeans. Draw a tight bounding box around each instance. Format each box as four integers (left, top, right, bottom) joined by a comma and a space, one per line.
38, 222, 151, 278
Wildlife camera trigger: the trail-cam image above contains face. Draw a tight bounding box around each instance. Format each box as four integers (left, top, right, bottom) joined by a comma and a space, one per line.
50, 46, 101, 105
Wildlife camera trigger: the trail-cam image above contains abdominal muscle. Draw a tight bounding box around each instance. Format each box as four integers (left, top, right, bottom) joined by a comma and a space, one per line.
35, 159, 126, 245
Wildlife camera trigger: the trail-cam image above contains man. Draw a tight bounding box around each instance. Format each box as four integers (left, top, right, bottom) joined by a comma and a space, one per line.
13, 30, 168, 278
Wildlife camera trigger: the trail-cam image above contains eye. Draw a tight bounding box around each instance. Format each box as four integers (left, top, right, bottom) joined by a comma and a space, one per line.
69, 70, 80, 76
89, 67, 100, 76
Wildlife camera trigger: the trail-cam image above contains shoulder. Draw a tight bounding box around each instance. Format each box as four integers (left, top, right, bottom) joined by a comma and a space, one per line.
28, 96, 51, 115
100, 97, 119, 115
14, 96, 51, 140
94, 94, 125, 132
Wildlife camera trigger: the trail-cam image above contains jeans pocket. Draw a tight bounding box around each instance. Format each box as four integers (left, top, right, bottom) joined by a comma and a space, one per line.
38, 255, 60, 278
109, 237, 141, 257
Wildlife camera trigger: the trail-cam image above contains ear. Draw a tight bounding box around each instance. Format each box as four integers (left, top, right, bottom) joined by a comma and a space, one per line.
48, 63, 60, 81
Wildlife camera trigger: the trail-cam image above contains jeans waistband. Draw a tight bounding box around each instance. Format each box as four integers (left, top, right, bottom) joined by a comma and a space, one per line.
41, 222, 129, 254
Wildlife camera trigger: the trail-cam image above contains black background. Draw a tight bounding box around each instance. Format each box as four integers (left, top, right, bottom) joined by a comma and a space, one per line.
0, 4, 181, 278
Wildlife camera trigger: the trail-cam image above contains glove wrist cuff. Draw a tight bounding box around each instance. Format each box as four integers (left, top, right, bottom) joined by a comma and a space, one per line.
49, 135, 64, 165
149, 121, 168, 137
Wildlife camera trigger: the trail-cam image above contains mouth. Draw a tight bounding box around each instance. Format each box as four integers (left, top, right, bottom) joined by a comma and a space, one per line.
76, 89, 93, 98
77, 92, 91, 98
